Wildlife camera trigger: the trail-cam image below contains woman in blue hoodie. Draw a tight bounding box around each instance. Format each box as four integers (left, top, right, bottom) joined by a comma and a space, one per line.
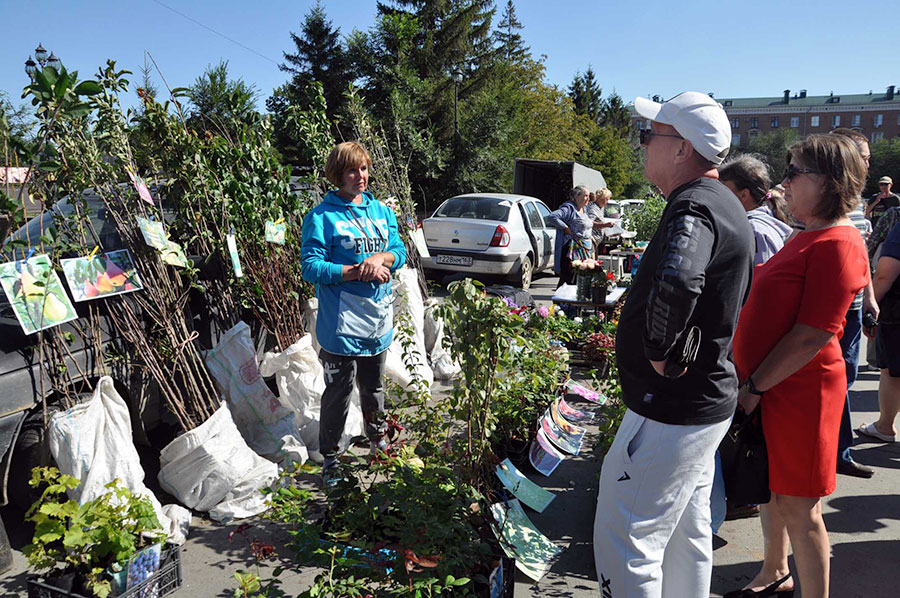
301, 141, 406, 483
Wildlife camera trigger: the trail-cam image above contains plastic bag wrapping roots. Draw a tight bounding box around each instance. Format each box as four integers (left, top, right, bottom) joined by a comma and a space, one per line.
259, 333, 364, 464
158, 401, 278, 523
301, 297, 320, 354
423, 298, 460, 380
386, 267, 435, 389
205, 320, 308, 465
48, 376, 189, 544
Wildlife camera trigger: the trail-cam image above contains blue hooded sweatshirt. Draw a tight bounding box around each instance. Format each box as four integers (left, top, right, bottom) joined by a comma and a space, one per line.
300, 190, 407, 356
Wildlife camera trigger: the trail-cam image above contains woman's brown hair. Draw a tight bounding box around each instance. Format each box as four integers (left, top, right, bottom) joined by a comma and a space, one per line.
324, 141, 372, 187
786, 134, 867, 221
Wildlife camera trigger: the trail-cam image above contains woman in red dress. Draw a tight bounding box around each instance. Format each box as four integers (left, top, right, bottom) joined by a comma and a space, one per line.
726, 135, 869, 598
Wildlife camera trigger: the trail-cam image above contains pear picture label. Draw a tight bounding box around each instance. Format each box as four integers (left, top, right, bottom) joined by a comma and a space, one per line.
0, 254, 78, 334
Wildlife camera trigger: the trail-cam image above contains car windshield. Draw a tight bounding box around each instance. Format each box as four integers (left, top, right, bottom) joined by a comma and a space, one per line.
433, 197, 511, 221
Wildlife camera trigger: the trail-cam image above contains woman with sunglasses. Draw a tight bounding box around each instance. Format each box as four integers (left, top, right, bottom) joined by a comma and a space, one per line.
726, 135, 869, 598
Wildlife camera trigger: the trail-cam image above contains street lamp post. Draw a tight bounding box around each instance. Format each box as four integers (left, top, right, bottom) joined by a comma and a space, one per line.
25, 43, 60, 79
452, 68, 462, 160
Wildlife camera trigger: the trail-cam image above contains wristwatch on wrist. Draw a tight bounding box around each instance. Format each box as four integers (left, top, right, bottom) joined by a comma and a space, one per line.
745, 375, 765, 396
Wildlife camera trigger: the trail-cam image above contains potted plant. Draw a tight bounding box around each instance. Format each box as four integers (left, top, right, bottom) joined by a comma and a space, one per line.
584, 331, 616, 377
23, 467, 166, 598
571, 258, 599, 300
591, 269, 616, 304
492, 328, 568, 467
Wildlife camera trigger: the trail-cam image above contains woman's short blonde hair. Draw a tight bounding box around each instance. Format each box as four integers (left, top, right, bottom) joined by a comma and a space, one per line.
324, 141, 372, 187
595, 188, 612, 202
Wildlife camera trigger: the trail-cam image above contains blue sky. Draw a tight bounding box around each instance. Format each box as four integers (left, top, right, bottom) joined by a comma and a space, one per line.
2, 0, 898, 112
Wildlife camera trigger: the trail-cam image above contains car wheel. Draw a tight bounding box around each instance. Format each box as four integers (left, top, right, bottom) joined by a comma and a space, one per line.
8, 408, 56, 511
7, 396, 83, 511
511, 255, 533, 289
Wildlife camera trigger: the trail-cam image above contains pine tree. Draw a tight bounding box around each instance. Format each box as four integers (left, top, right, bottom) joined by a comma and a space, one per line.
495, 0, 529, 63
568, 67, 604, 124
137, 53, 158, 103
279, 1, 347, 121
373, 0, 497, 185
601, 93, 633, 135
186, 61, 259, 136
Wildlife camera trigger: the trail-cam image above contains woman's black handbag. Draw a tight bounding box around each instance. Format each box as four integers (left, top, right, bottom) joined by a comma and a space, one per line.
719, 405, 771, 505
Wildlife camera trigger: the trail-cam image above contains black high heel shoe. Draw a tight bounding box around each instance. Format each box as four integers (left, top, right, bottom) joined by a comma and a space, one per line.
723, 573, 794, 598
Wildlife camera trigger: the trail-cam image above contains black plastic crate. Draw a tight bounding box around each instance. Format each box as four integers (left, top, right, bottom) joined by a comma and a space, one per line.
27, 544, 182, 598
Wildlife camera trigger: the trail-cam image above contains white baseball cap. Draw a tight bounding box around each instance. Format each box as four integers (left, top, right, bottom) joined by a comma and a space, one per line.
634, 91, 732, 165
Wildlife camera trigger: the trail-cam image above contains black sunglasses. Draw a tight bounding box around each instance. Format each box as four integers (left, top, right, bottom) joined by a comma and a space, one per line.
785, 164, 820, 182
639, 129, 683, 146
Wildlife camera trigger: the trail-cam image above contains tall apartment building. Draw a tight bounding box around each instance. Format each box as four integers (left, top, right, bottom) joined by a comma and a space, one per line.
632, 87, 900, 148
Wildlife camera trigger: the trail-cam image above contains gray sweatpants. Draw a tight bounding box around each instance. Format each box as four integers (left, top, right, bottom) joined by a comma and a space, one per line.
318, 348, 387, 460
593, 409, 730, 598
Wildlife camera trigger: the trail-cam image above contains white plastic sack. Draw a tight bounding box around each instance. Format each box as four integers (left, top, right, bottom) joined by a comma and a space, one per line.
206, 321, 307, 465
423, 298, 440, 354
423, 301, 460, 380
301, 298, 320, 354
259, 333, 364, 464
48, 376, 188, 544
157, 402, 277, 523
386, 267, 434, 389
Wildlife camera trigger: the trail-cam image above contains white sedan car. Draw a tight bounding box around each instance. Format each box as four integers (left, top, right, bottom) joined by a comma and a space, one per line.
421, 193, 557, 289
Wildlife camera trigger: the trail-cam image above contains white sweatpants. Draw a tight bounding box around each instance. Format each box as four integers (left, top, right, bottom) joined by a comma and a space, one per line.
593, 409, 730, 598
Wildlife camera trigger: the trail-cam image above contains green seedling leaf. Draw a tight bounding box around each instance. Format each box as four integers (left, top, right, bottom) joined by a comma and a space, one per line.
74, 80, 103, 96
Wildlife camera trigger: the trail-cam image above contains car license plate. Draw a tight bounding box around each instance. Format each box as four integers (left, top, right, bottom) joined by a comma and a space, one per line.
435, 255, 473, 266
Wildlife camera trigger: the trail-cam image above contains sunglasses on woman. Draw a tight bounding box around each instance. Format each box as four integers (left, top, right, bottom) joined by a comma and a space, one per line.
785, 164, 820, 182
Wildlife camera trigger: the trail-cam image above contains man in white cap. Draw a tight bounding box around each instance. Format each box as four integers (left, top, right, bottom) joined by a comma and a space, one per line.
593, 92, 754, 597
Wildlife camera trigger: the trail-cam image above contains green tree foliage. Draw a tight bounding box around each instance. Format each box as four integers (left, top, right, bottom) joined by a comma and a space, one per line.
601, 92, 633, 134
341, 1, 501, 206
266, 81, 333, 170
743, 128, 799, 184
452, 59, 584, 196
567, 70, 644, 196
183, 60, 259, 138
375, 0, 496, 144
135, 54, 158, 111
344, 10, 446, 197
0, 91, 34, 154
129, 54, 160, 171
625, 194, 667, 241
495, 0, 529, 63
276, 0, 348, 124
568, 66, 603, 124
265, 1, 649, 208
868, 137, 900, 197
577, 121, 639, 197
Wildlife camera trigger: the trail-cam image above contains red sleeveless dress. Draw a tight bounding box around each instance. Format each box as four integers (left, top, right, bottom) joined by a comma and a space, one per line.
733, 226, 869, 497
